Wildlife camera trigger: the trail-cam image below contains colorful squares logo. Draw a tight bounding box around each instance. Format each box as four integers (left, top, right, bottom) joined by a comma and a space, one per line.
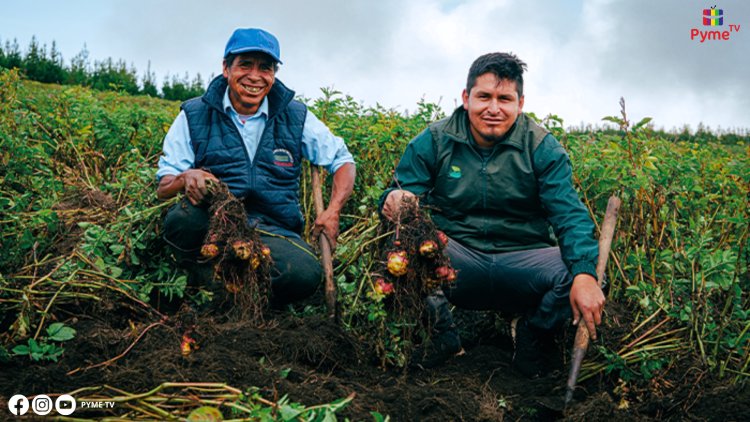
703, 8, 724, 26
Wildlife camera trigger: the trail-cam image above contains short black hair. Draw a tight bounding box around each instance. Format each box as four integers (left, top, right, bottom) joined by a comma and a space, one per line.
224, 52, 280, 72
466, 52, 527, 97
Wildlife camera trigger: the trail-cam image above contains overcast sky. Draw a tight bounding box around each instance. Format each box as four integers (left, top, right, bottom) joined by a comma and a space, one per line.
2, 0, 748, 131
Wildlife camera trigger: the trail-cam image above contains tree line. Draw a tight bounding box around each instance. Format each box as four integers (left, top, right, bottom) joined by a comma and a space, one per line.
0, 36, 206, 101
2, 35, 748, 143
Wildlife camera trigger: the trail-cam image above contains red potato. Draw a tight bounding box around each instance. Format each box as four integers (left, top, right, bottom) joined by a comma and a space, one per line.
437, 231, 449, 246
373, 278, 394, 295
180, 334, 197, 356
231, 240, 253, 260
387, 251, 409, 276
200, 244, 220, 259
419, 240, 438, 258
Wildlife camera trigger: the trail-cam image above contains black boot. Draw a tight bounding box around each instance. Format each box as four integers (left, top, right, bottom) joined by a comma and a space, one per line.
412, 291, 463, 369
512, 317, 550, 378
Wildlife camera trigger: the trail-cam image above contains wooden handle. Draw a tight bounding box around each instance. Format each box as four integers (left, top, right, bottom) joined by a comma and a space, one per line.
311, 166, 337, 319
595, 196, 621, 286
565, 196, 621, 405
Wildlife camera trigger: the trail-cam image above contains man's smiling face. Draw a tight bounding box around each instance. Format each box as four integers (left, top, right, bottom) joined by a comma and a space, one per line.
223, 51, 276, 115
462, 73, 524, 147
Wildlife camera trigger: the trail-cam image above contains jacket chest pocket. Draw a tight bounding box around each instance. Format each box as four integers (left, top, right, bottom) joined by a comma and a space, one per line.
256, 148, 300, 189
432, 159, 481, 212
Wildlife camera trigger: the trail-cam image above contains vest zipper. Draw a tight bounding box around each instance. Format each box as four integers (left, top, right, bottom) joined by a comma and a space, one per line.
227, 114, 255, 189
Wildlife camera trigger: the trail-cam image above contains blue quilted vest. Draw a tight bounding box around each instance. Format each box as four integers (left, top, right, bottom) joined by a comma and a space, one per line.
181, 76, 307, 233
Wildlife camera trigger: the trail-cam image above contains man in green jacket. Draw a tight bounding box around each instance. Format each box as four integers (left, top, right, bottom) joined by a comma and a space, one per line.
380, 52, 605, 377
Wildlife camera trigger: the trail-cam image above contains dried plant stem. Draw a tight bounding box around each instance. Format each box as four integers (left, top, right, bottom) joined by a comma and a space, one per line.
67, 320, 166, 376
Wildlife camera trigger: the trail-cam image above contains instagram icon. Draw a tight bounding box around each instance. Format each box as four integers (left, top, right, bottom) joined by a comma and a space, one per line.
32, 394, 53, 416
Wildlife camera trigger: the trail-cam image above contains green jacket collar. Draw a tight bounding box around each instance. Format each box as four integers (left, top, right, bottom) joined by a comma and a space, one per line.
442, 106, 528, 151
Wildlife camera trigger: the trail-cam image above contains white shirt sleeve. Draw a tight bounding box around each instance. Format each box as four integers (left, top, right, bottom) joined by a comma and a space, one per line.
156, 111, 195, 180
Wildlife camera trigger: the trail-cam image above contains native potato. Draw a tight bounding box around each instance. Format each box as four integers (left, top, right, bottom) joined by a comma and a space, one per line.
231, 240, 253, 260
373, 278, 394, 295
387, 251, 409, 276
419, 240, 438, 258
437, 231, 449, 246
200, 243, 220, 259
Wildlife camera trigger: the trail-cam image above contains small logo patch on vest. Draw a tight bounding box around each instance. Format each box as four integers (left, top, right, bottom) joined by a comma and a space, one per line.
273, 148, 294, 167
448, 165, 462, 179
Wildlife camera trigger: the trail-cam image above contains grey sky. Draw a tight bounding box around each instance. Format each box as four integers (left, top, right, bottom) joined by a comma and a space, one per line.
1, 0, 747, 130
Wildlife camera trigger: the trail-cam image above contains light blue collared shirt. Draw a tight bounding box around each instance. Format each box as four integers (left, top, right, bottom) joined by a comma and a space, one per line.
157, 88, 354, 180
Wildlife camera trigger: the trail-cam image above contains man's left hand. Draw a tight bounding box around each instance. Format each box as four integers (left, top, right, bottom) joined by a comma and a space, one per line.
313, 208, 341, 249
569, 274, 605, 340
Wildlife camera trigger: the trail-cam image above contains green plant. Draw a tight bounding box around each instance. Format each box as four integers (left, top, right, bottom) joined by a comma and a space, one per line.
1, 70, 749, 420
12, 322, 76, 362
371, 411, 391, 422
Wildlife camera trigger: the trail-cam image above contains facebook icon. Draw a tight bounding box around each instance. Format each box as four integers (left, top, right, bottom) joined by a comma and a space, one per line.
8, 395, 29, 416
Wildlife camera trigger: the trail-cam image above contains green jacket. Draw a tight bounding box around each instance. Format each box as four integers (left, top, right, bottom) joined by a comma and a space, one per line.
381, 107, 598, 278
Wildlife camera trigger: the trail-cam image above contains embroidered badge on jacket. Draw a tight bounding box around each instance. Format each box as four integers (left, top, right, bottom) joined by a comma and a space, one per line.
273, 148, 294, 167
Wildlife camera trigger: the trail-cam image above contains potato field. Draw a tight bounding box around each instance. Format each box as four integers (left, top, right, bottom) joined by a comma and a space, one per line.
1, 68, 748, 421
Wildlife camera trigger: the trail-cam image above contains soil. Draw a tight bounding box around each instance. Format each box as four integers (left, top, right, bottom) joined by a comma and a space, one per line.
1, 293, 747, 421
49, 188, 117, 257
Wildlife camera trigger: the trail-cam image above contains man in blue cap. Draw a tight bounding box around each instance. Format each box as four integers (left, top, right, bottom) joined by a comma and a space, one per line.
156, 28, 356, 307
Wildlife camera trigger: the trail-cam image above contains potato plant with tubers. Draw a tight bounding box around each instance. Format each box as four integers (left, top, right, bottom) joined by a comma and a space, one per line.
198, 179, 273, 321
369, 194, 459, 364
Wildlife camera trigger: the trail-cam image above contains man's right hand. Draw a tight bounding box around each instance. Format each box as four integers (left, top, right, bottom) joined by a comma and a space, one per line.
569, 273, 605, 340
381, 189, 416, 221
156, 169, 218, 205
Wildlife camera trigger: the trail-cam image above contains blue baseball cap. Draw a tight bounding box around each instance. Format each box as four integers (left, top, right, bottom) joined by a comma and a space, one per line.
224, 28, 282, 64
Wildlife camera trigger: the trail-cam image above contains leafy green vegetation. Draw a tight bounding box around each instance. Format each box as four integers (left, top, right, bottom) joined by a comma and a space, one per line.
555, 100, 750, 384
1, 67, 748, 417
12, 322, 76, 361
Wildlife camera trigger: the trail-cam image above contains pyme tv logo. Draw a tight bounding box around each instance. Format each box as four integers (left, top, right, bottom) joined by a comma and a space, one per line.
691, 5, 741, 42
703, 6, 723, 26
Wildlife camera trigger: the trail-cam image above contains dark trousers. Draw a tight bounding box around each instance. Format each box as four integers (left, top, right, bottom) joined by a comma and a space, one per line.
162, 199, 322, 306
431, 238, 573, 334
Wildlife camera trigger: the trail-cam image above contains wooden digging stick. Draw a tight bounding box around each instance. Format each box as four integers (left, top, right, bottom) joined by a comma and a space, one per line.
311, 166, 337, 319
564, 196, 621, 406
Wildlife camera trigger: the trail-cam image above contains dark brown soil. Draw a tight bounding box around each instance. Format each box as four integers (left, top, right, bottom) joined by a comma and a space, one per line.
48, 188, 117, 258
1, 295, 747, 421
